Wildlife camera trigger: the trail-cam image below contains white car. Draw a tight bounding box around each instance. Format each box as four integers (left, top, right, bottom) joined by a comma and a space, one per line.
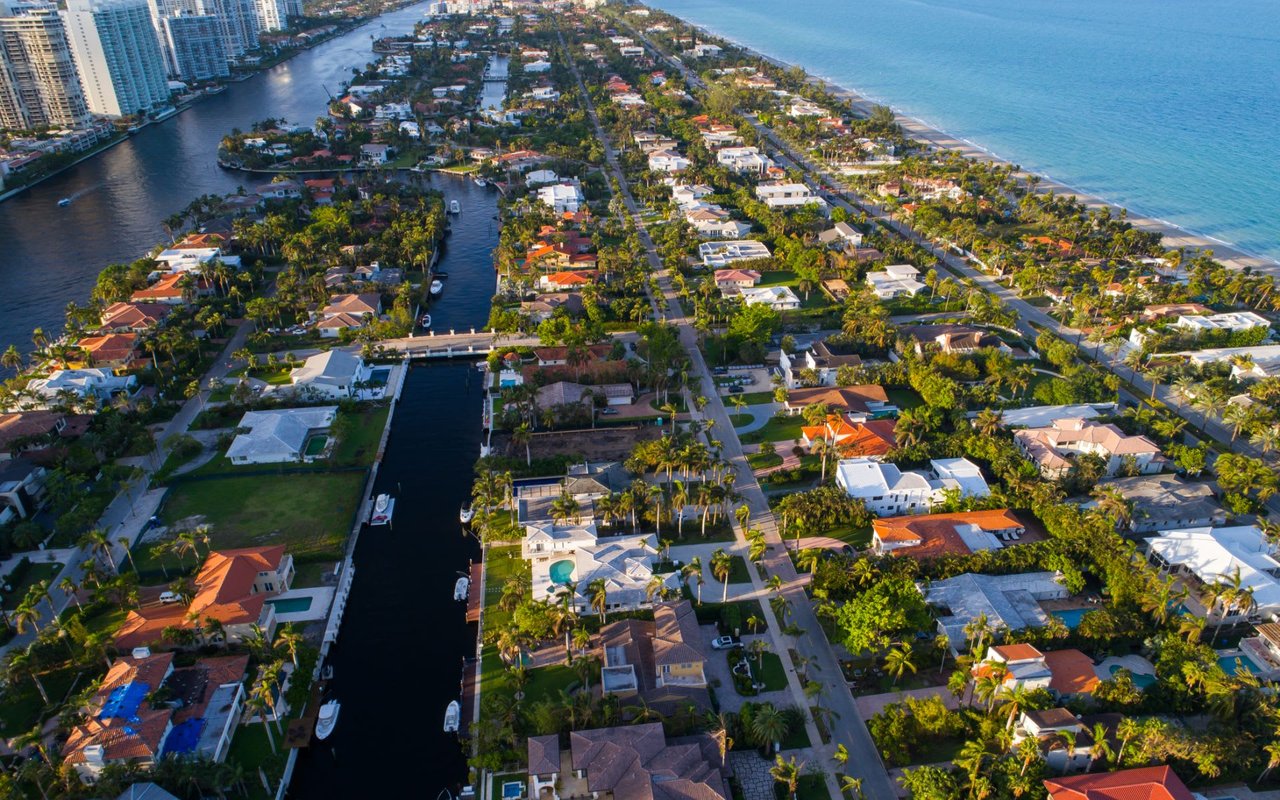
711, 636, 742, 650
158, 591, 181, 604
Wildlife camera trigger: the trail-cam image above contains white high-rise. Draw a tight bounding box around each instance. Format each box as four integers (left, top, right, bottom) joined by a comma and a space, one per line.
194, 0, 255, 61
253, 0, 286, 32
0, 1, 90, 129
164, 11, 226, 81
62, 0, 170, 117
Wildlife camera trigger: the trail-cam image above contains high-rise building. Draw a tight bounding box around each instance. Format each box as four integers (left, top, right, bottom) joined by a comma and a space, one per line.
253, 0, 285, 33
62, 0, 170, 117
0, 1, 90, 129
164, 11, 226, 81
143, 0, 191, 75
194, 0, 255, 61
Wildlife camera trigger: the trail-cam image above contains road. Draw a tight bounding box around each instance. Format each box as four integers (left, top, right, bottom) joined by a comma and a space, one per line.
559, 26, 896, 800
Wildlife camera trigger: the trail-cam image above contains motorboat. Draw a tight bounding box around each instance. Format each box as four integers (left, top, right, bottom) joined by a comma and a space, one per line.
420, 313, 432, 328
57, 198, 71, 207
449, 199, 460, 214
429, 279, 444, 296
443, 700, 461, 732
459, 504, 475, 524
315, 700, 339, 739
369, 494, 395, 525
453, 576, 469, 601
321, 663, 334, 680
473, 177, 487, 187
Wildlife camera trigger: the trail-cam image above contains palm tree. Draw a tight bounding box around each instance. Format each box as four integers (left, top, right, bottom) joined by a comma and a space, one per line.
884, 643, 916, 686
79, 528, 118, 573
769, 754, 803, 798
839, 775, 864, 800
587, 578, 608, 623
274, 627, 303, 667
735, 505, 751, 538
974, 409, 1003, 437
243, 690, 278, 754
661, 402, 680, 435
832, 743, 849, 767
711, 548, 733, 603
730, 394, 747, 422
683, 557, 703, 604
1, 345, 22, 373
6, 649, 49, 704
753, 704, 790, 754
512, 424, 533, 466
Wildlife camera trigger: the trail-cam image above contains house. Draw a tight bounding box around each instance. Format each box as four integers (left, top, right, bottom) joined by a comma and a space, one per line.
647, 149, 690, 172
226, 407, 338, 465
129, 273, 198, 305
527, 735, 561, 800
116, 784, 182, 800
598, 600, 711, 711
801, 416, 896, 458
715, 146, 770, 174
993, 403, 1112, 429
684, 205, 752, 239
1172, 310, 1269, 336
536, 182, 586, 214
871, 509, 1026, 558
535, 381, 633, 408
533, 344, 612, 367
520, 293, 585, 323
539, 271, 595, 292
1043, 766, 1195, 800
1101, 474, 1225, 533
787, 98, 826, 117
974, 644, 1100, 698
1240, 622, 1280, 678
922, 572, 1068, 648
671, 184, 713, 206
27, 369, 137, 405
115, 546, 293, 650
713, 269, 762, 290
76, 334, 139, 368
834, 457, 990, 516
778, 341, 864, 388
317, 293, 381, 337
256, 180, 302, 200
521, 521, 670, 615
98, 302, 171, 332
0, 459, 46, 522
0, 411, 88, 461
1014, 418, 1164, 479
1013, 709, 1116, 773
525, 169, 560, 186
1183, 344, 1280, 380
568, 723, 727, 800
1140, 303, 1212, 322
739, 286, 800, 311
754, 182, 827, 211
783, 385, 892, 417
289, 350, 370, 399
900, 324, 1010, 355
1145, 525, 1280, 620
866, 264, 925, 299
817, 221, 863, 249
698, 240, 771, 268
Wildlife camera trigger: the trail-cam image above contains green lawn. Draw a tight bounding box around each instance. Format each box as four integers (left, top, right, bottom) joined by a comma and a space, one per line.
738, 391, 777, 405
78, 603, 129, 637
292, 560, 339, 588
740, 414, 809, 445
747, 452, 783, 470
815, 525, 872, 548
0, 664, 82, 737
1, 562, 64, 610
187, 404, 389, 477
135, 471, 366, 578
756, 651, 788, 692
724, 555, 752, 584
795, 772, 830, 800
226, 718, 291, 800
484, 545, 529, 631
886, 387, 923, 411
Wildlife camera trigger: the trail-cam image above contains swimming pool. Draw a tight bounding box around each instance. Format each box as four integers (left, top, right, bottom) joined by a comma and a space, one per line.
548, 560, 575, 584
1052, 608, 1089, 629
368, 367, 391, 387
1218, 653, 1260, 676
268, 596, 313, 614
1109, 664, 1156, 689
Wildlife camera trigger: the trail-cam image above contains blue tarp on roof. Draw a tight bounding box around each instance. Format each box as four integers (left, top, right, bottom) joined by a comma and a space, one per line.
162, 719, 206, 755
98, 681, 150, 721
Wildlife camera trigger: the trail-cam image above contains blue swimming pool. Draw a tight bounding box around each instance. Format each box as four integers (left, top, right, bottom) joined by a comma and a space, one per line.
502, 781, 525, 800
267, 596, 313, 614
1109, 664, 1156, 689
1052, 608, 1089, 629
548, 560, 575, 584
1218, 653, 1260, 676
368, 367, 391, 387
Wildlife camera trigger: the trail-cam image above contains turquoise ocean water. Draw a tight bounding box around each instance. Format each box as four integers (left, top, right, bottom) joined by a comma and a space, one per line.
644, 0, 1280, 261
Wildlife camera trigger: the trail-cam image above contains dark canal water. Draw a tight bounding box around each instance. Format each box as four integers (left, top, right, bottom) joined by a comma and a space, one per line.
0, 0, 434, 353
290, 178, 497, 797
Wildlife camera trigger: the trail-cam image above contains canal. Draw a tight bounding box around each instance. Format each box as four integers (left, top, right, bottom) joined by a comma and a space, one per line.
289, 177, 497, 796
0, 0, 433, 353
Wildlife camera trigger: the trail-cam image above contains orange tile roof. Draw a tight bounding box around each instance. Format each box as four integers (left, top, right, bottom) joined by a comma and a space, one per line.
872, 509, 1024, 559
114, 602, 189, 650
990, 643, 1043, 662
1044, 766, 1193, 800
99, 302, 170, 331
786, 385, 888, 412
130, 272, 189, 302
77, 333, 138, 364
191, 546, 286, 625
1043, 649, 1100, 696
543, 270, 594, 286
838, 419, 897, 457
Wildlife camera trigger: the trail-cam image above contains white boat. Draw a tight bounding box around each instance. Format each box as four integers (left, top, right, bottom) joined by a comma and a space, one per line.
57, 198, 71, 207
449, 199, 460, 214
369, 494, 395, 525
459, 504, 475, 524
420, 313, 432, 328
443, 700, 461, 732
453, 576, 469, 601
429, 279, 444, 296
473, 177, 487, 187
315, 700, 339, 740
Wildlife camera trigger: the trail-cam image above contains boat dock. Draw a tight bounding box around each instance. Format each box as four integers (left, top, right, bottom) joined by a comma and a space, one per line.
459, 656, 477, 738
465, 562, 483, 623
284, 678, 329, 749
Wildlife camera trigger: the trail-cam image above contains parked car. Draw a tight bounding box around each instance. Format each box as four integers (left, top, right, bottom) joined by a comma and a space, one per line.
711, 635, 742, 650
159, 591, 181, 604
600, 408, 619, 416
727, 385, 744, 394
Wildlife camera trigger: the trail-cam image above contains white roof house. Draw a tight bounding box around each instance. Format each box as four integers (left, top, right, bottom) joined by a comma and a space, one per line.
715, 146, 770, 174
154, 247, 241, 274
671, 184, 713, 206
923, 572, 1068, 648
698, 240, 771, 268
226, 406, 338, 465
536, 182, 585, 213
1172, 311, 1269, 335
755, 182, 828, 210
818, 222, 863, 248
289, 350, 369, 399
647, 149, 691, 173
866, 264, 925, 299
525, 169, 559, 186
835, 457, 990, 517
993, 403, 1113, 429
739, 286, 801, 311
27, 369, 136, 403
1146, 526, 1280, 620
523, 521, 669, 613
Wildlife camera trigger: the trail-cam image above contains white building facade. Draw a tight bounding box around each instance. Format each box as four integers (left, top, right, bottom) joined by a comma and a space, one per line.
63, 0, 169, 116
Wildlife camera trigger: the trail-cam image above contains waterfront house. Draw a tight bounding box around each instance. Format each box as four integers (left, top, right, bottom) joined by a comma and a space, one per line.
226, 407, 338, 465
1013, 418, 1164, 479
871, 509, 1025, 558
568, 723, 728, 800
27, 369, 137, 406
739, 286, 800, 311
973, 644, 1100, 698
536, 182, 586, 214
800, 416, 896, 459
783, 385, 892, 418
539, 270, 595, 292
697, 240, 771, 269
1043, 766, 1194, 800
317, 293, 381, 337
835, 457, 990, 517
360, 143, 392, 165
76, 333, 139, 369
129, 273, 199, 305
712, 269, 761, 290
866, 264, 925, 299
521, 520, 669, 615
256, 181, 302, 200
1145, 525, 1280, 621
520, 293, 584, 323
1098, 474, 1225, 534
289, 350, 370, 399
922, 572, 1068, 649
599, 600, 711, 712
526, 735, 561, 800
0, 411, 89, 461
98, 302, 171, 332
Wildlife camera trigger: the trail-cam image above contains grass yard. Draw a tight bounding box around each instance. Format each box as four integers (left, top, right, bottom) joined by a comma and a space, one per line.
292, 560, 339, 588
747, 452, 783, 470
737, 391, 777, 405
226, 717, 291, 800
484, 545, 528, 631
188, 404, 389, 477
723, 555, 752, 584
1, 562, 64, 610
740, 414, 809, 445
756, 651, 788, 691
886, 387, 923, 411
795, 773, 830, 800
815, 525, 873, 549
0, 664, 83, 737
135, 472, 365, 578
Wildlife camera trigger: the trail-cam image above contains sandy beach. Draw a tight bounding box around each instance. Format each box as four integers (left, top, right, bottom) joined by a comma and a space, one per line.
685, 24, 1280, 275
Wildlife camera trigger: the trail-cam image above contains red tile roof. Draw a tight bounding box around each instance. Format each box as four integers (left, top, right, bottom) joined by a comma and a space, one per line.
1044, 766, 1193, 800
99, 302, 170, 331
873, 509, 1024, 559
191, 546, 286, 625
1043, 649, 1101, 696
77, 333, 138, 365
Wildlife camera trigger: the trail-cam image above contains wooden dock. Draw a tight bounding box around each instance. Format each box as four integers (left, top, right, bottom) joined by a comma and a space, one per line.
459, 657, 477, 738
466, 562, 483, 623
284, 679, 328, 749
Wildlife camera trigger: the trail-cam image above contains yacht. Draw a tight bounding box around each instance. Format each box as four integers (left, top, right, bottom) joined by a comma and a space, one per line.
420, 313, 432, 328
429, 279, 444, 296
473, 177, 487, 187
315, 700, 340, 740
449, 199, 460, 214
443, 700, 461, 733
369, 493, 395, 525
453, 576, 469, 601
57, 198, 71, 207
459, 504, 475, 524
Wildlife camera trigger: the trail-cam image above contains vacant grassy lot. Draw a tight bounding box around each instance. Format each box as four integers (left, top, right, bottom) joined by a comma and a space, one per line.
740, 414, 809, 445
186, 404, 389, 477
135, 471, 365, 577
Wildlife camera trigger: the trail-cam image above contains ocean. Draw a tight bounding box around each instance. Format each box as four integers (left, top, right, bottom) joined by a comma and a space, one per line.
644, 0, 1280, 261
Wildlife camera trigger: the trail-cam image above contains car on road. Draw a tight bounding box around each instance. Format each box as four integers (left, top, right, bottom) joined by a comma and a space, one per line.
711, 635, 742, 650
600, 408, 619, 416
159, 591, 181, 604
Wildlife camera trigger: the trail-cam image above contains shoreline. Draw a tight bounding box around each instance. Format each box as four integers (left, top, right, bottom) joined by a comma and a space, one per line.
668, 16, 1280, 274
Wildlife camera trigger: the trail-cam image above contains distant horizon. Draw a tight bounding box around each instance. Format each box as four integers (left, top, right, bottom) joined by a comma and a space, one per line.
646, 0, 1280, 262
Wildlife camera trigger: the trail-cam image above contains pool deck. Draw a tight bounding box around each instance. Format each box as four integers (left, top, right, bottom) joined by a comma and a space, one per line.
272, 587, 336, 623
1095, 654, 1156, 683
